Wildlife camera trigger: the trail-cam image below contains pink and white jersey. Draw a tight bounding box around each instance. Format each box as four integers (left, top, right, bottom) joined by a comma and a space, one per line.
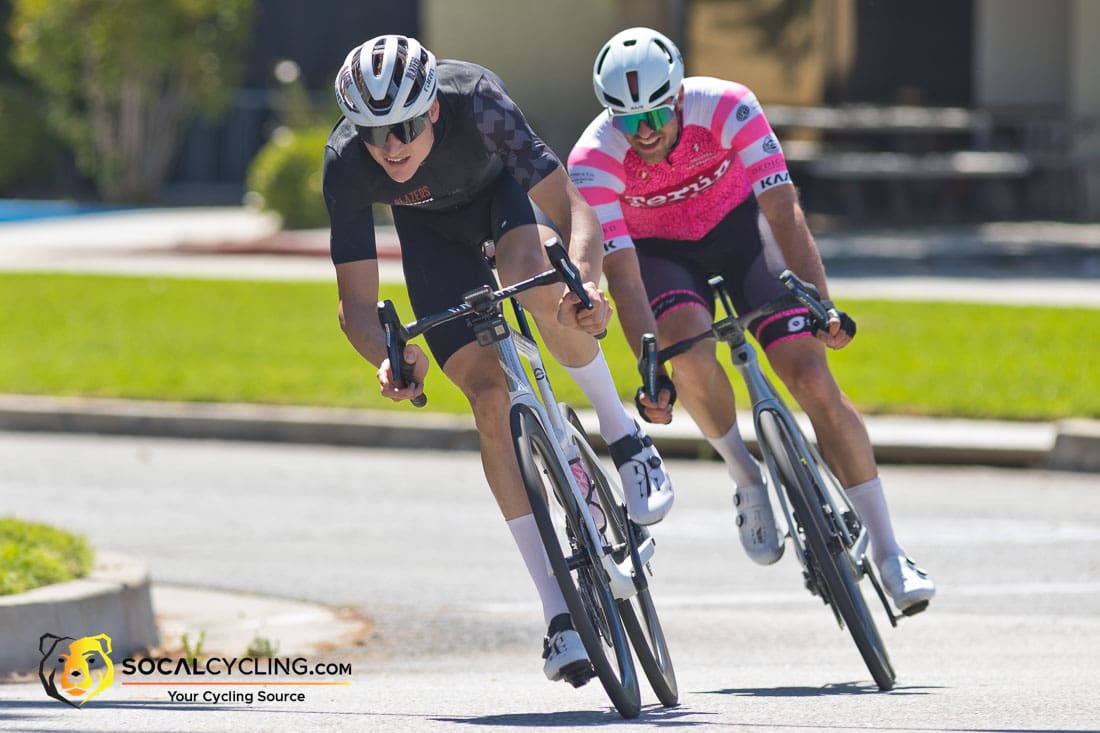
567, 77, 791, 252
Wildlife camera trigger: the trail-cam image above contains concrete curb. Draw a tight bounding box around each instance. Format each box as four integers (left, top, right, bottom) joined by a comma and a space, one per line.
1, 393, 1092, 470
0, 394, 481, 452
0, 551, 158, 676
1048, 419, 1100, 472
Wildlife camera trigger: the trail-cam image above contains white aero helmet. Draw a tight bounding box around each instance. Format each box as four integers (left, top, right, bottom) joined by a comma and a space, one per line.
334, 35, 438, 126
593, 27, 684, 113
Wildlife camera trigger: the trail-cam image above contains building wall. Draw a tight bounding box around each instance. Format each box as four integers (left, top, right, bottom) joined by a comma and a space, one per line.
421, 0, 672, 159
686, 0, 829, 106
974, 0, 1068, 108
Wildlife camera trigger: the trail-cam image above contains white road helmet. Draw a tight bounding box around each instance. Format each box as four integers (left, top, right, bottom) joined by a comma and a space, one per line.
593, 27, 684, 113
334, 35, 438, 126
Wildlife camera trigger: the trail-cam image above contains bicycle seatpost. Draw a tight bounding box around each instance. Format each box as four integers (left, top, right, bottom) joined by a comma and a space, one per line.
378, 300, 427, 408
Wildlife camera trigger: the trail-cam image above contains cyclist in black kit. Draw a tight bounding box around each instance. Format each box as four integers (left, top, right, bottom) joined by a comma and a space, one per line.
323, 35, 673, 686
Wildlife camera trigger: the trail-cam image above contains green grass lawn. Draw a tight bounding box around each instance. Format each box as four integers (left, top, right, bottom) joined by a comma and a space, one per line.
0, 517, 93, 595
2, 272, 1097, 421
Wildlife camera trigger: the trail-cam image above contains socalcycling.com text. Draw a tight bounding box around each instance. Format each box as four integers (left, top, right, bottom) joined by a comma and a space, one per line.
121, 656, 352, 677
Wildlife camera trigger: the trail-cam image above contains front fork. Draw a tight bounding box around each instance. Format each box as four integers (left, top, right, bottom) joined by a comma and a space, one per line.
727, 340, 869, 575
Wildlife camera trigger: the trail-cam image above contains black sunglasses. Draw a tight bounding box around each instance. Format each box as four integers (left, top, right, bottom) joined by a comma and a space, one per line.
356, 115, 430, 147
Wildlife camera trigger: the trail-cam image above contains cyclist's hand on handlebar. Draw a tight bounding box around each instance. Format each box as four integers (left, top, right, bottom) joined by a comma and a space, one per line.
557, 281, 612, 337
378, 343, 429, 403
634, 375, 677, 425
815, 303, 854, 350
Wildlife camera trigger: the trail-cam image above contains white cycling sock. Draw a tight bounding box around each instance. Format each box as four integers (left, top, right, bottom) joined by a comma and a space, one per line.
562, 348, 635, 444
507, 513, 568, 626
706, 422, 763, 487
845, 477, 904, 565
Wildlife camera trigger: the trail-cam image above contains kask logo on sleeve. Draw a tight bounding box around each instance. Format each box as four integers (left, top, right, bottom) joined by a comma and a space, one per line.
38, 632, 115, 707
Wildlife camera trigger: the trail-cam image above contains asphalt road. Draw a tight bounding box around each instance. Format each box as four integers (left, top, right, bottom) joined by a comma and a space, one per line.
2, 432, 1098, 730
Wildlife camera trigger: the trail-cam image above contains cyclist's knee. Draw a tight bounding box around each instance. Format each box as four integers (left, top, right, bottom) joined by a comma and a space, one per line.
782, 361, 841, 410
670, 343, 724, 388
465, 381, 513, 431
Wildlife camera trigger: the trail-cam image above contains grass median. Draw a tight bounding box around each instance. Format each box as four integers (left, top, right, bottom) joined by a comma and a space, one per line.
2, 272, 1097, 421
0, 517, 93, 595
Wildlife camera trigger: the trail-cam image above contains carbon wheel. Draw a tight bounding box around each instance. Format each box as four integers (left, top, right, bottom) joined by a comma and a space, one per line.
562, 405, 679, 707
758, 410, 896, 691
511, 403, 641, 718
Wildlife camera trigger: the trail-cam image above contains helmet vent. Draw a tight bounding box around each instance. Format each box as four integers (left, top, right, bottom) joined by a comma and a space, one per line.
626, 71, 640, 103
595, 47, 611, 74
602, 92, 625, 107
648, 81, 670, 104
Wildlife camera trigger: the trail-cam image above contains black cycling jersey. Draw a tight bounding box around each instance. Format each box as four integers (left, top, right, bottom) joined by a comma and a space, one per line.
323, 59, 561, 264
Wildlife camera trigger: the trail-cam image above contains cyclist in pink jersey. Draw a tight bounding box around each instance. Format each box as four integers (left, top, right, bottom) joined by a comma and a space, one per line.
567, 27, 934, 613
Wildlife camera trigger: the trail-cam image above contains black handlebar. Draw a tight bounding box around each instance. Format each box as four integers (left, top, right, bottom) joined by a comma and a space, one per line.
641, 333, 659, 403
779, 270, 857, 339
378, 300, 427, 407
545, 237, 606, 340
377, 237, 599, 407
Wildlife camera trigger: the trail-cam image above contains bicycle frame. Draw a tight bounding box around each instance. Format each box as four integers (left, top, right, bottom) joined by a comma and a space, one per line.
491, 302, 654, 602
378, 240, 652, 602
726, 326, 870, 579
643, 273, 872, 596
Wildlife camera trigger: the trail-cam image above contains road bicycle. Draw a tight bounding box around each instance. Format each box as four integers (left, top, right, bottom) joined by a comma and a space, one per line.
378, 238, 677, 718
639, 270, 919, 692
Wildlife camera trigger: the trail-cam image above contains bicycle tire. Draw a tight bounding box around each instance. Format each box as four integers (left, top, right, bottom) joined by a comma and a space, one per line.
758, 410, 896, 691
510, 404, 641, 718
562, 405, 679, 707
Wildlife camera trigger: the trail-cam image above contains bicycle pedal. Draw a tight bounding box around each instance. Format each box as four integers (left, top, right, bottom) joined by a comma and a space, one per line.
562, 661, 596, 688
900, 599, 930, 617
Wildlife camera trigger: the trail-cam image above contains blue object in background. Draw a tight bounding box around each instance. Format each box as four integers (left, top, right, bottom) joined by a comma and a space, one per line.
0, 200, 133, 223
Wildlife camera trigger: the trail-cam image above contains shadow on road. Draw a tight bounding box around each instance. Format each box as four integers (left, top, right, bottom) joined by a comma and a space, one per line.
701, 681, 944, 697
436, 703, 698, 726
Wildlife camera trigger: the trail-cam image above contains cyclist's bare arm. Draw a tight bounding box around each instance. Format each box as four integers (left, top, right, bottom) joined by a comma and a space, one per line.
336, 258, 428, 401
529, 167, 604, 283
528, 167, 611, 336
603, 249, 675, 423
603, 249, 656, 360
756, 185, 850, 349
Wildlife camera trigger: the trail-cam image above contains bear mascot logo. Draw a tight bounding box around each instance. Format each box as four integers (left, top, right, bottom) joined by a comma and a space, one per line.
39, 633, 115, 707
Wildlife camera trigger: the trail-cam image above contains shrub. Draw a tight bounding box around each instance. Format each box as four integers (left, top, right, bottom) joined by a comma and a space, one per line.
245, 125, 330, 230
0, 84, 59, 193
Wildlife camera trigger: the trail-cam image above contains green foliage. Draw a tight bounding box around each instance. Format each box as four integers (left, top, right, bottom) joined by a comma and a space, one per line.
245, 636, 280, 659
0, 82, 58, 192
0, 517, 93, 595
181, 630, 206, 665
9, 0, 254, 201
0, 272, 1098, 421
246, 126, 331, 230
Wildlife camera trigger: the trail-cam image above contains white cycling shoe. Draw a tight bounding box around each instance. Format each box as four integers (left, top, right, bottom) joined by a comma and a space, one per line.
733, 482, 785, 565
878, 554, 935, 613
542, 614, 594, 687
609, 423, 673, 525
